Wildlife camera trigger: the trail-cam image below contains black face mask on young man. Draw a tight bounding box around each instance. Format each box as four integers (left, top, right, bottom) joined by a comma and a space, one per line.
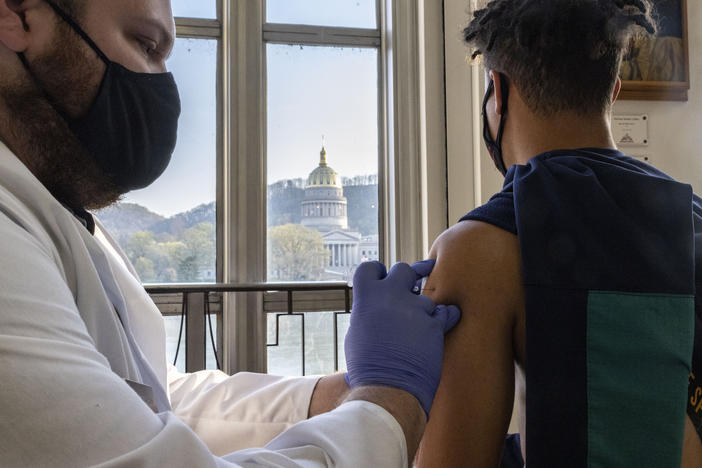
482, 75, 509, 176
19, 0, 181, 191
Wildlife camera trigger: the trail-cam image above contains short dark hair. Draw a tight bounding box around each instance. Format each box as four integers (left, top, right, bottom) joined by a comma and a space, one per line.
464, 0, 657, 116
52, 0, 85, 18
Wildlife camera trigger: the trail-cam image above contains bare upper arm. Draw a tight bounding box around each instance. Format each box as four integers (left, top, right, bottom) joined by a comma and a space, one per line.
425, 220, 522, 306
415, 220, 525, 467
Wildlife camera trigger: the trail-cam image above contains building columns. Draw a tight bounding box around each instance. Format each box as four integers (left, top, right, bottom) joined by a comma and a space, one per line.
325, 242, 362, 270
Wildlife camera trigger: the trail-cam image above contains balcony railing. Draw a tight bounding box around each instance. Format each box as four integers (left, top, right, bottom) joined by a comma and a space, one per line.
145, 282, 352, 374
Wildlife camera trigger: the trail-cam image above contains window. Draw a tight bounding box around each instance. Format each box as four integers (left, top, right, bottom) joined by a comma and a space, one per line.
265, 14, 381, 285
97, 1, 439, 376
264, 1, 382, 376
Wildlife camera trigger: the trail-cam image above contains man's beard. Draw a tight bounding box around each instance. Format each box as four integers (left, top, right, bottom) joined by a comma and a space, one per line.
0, 23, 123, 211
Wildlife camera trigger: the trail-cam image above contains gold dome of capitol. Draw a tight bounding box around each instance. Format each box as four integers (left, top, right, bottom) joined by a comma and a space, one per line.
307, 146, 342, 188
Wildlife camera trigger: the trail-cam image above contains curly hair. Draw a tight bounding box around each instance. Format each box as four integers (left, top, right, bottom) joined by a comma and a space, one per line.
464, 0, 657, 116
52, 0, 85, 18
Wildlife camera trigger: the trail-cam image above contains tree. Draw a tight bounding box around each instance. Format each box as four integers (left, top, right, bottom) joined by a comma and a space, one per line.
125, 231, 157, 261
178, 255, 200, 282
133, 257, 156, 283
159, 240, 187, 263
183, 223, 217, 271
268, 224, 329, 281
122, 223, 216, 283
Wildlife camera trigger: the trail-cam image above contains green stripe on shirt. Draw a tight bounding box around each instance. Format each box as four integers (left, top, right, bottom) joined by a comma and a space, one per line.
586, 291, 694, 468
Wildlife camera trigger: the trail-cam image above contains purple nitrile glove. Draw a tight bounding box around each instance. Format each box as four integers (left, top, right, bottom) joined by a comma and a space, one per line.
344, 260, 461, 417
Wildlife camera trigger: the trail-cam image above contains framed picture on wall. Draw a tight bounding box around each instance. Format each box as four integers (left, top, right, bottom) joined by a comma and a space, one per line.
619, 0, 690, 101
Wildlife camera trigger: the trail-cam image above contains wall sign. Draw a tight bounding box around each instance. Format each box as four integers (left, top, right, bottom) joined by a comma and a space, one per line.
612, 114, 649, 147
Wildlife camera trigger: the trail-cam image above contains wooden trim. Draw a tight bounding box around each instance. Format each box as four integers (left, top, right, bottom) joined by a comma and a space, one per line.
619, 80, 689, 101
185, 293, 207, 372
175, 17, 221, 38
262, 24, 381, 47
263, 290, 349, 313
619, 0, 690, 102
222, 0, 268, 374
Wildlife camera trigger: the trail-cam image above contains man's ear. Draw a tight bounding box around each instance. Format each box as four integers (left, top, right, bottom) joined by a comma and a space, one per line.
0, 0, 30, 52
490, 70, 506, 116
612, 76, 622, 103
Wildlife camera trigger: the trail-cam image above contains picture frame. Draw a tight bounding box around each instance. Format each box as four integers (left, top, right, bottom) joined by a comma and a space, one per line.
619, 0, 690, 101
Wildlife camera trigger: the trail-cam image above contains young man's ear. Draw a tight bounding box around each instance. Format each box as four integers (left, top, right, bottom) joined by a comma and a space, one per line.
612, 76, 622, 104
0, 0, 31, 53
490, 69, 506, 116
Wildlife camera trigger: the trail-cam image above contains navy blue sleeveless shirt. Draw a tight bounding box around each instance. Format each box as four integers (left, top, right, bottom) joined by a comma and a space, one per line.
461, 148, 702, 467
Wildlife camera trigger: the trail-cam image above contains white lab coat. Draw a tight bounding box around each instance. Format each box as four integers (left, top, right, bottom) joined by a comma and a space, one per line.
0, 141, 407, 467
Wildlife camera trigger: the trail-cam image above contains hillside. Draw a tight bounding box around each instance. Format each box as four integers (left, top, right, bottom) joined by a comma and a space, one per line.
344, 184, 379, 236
95, 203, 165, 242
268, 181, 305, 226
95, 202, 215, 242
149, 202, 216, 237
97, 179, 379, 241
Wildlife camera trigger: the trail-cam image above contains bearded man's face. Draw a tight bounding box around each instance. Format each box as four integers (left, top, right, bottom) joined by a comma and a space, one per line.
0, 0, 175, 210
1, 12, 119, 210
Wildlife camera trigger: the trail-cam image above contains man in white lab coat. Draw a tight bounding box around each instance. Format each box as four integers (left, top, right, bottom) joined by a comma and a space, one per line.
0, 0, 460, 466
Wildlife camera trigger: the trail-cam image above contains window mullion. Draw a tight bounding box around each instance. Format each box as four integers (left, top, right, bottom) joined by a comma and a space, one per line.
263, 24, 380, 47
384, 0, 425, 264
222, 0, 268, 374
175, 18, 221, 38
382, 0, 449, 263
378, 0, 390, 266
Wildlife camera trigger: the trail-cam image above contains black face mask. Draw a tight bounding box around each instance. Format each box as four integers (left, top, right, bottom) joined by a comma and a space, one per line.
23, 0, 181, 191
482, 75, 509, 176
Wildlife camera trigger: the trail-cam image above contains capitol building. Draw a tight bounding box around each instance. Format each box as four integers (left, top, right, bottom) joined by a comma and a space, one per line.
302, 146, 378, 279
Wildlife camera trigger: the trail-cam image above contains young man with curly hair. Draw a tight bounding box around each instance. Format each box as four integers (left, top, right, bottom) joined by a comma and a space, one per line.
416, 1, 702, 466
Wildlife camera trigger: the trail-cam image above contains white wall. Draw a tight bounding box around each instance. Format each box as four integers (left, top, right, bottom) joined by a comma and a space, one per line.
445, 0, 702, 219
613, 0, 702, 193
444, 0, 484, 222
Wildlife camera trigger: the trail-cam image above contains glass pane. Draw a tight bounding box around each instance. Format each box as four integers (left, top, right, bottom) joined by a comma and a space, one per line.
96, 38, 218, 285
267, 313, 303, 376
266, 44, 379, 284
267, 311, 349, 376
165, 313, 218, 372
266, 0, 377, 29
164, 315, 186, 372
172, 0, 217, 19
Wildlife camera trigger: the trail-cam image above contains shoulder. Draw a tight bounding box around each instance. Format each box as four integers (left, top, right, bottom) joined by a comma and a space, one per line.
426, 220, 522, 311
432, 220, 518, 258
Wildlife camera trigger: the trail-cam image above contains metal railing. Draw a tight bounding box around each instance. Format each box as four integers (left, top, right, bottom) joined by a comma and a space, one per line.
145, 283, 352, 374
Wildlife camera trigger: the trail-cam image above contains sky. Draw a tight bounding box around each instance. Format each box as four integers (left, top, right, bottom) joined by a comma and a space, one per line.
266, 44, 378, 185
124, 37, 217, 217
124, 1, 379, 217
171, 0, 217, 19
266, 0, 376, 28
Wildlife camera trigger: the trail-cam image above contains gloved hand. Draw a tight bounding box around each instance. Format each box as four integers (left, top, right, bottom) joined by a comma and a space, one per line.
344, 260, 461, 417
